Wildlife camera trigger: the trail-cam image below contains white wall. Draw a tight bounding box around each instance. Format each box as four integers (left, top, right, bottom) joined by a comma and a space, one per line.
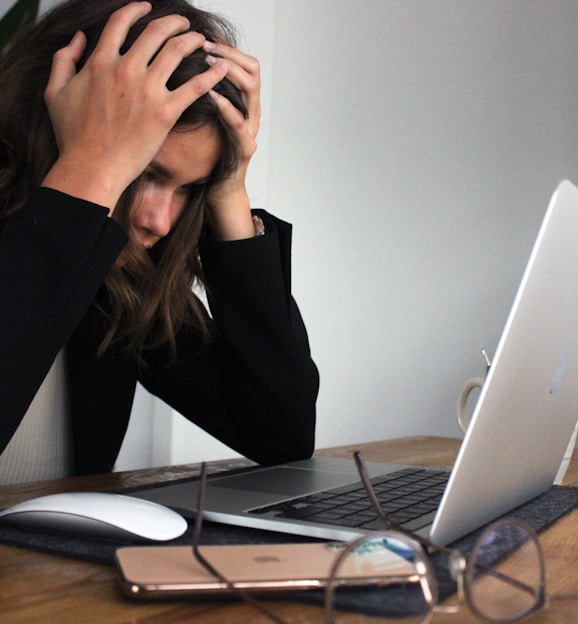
37, 1, 578, 468
267, 0, 578, 450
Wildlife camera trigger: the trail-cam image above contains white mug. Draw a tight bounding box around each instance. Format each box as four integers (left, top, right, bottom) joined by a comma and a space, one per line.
456, 376, 485, 435
456, 349, 492, 434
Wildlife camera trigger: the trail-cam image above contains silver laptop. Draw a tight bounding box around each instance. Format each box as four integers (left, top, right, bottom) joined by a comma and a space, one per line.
133, 179, 578, 546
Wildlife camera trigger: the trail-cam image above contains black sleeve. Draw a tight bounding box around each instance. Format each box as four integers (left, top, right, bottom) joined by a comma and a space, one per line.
140, 211, 319, 465
0, 188, 127, 451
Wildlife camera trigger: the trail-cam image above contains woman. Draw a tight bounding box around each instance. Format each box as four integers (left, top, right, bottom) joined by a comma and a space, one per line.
0, 0, 318, 482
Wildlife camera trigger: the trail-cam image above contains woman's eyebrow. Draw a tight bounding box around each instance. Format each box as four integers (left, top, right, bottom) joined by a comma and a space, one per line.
181, 175, 211, 188
147, 161, 211, 186
147, 161, 172, 179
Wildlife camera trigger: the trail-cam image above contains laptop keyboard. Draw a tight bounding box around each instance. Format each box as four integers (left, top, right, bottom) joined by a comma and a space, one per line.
249, 467, 449, 532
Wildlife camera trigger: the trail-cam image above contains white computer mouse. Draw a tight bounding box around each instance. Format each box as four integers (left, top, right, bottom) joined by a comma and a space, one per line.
0, 492, 188, 542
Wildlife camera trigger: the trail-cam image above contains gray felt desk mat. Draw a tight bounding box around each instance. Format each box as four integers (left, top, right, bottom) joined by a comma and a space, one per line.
1, 480, 577, 614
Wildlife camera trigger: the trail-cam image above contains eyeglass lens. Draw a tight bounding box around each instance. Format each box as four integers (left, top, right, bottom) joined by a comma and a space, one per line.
326, 522, 543, 623
325, 533, 436, 623
466, 520, 544, 622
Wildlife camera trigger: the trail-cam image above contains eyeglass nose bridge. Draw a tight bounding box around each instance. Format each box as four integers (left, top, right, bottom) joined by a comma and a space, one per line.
449, 551, 467, 581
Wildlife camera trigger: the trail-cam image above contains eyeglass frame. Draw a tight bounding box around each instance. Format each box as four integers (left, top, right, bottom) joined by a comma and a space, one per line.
323, 451, 546, 623
190, 452, 546, 624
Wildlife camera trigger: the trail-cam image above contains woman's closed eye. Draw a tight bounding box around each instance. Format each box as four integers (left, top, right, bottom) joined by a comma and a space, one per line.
176, 181, 206, 197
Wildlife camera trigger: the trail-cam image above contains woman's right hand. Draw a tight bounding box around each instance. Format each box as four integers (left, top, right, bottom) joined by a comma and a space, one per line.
42, 1, 228, 213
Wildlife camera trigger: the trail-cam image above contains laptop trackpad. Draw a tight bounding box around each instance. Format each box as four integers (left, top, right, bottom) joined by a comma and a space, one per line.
210, 467, 356, 497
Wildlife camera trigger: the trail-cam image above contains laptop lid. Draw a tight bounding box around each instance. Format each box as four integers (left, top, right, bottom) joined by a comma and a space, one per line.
133, 180, 578, 545
430, 178, 578, 544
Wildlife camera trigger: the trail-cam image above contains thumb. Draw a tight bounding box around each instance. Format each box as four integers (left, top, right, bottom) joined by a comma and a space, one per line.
44, 31, 87, 97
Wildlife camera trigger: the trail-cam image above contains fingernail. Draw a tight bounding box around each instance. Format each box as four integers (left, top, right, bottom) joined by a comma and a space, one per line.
206, 56, 228, 73
203, 40, 216, 51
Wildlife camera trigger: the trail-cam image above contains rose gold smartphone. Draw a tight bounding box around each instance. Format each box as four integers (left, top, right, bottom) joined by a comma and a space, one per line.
115, 542, 415, 599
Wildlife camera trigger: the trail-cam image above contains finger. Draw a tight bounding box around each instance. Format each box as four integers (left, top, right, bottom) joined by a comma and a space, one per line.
205, 54, 260, 121
203, 40, 259, 77
208, 88, 242, 123
147, 31, 205, 84
93, 1, 152, 57
168, 61, 229, 114
208, 88, 259, 136
209, 88, 259, 166
124, 14, 193, 66
44, 30, 87, 97
207, 55, 260, 96
204, 44, 260, 115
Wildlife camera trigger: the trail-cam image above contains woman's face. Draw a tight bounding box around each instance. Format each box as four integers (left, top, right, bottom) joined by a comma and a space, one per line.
129, 124, 221, 250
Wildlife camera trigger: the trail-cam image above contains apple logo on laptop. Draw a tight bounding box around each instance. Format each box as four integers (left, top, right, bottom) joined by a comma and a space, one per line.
550, 353, 570, 394
254, 556, 282, 564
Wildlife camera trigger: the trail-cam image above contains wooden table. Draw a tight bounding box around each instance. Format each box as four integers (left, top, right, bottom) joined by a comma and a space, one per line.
0, 436, 576, 623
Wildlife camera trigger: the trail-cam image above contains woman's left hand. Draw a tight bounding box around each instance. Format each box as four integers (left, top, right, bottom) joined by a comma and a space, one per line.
203, 41, 261, 240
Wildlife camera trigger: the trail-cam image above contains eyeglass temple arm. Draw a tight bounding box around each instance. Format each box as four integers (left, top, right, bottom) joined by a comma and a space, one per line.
192, 464, 235, 582
192, 463, 290, 624
353, 451, 455, 557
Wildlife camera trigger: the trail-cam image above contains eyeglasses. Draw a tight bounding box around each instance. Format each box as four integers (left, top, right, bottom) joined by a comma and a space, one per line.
191, 453, 546, 623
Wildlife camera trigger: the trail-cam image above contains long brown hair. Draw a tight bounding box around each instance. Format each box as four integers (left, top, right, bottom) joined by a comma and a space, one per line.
0, 0, 247, 361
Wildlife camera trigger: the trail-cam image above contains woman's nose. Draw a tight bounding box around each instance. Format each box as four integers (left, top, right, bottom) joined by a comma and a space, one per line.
136, 193, 174, 239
